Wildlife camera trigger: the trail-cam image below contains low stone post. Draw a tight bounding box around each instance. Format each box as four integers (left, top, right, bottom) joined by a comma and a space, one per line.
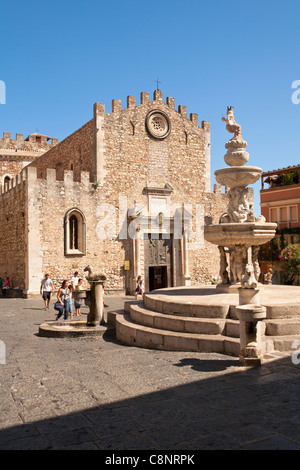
237, 286, 266, 366
84, 266, 106, 327
85, 279, 105, 326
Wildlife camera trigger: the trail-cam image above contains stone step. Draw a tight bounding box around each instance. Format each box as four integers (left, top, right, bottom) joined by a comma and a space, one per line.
264, 319, 300, 336
114, 311, 240, 355
225, 319, 240, 338
263, 303, 300, 320
129, 303, 227, 335
267, 335, 300, 353
143, 294, 230, 319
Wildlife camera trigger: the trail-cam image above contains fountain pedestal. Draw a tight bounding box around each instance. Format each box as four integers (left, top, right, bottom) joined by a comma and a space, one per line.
204, 107, 277, 366
85, 281, 104, 326
84, 266, 106, 326
236, 301, 267, 366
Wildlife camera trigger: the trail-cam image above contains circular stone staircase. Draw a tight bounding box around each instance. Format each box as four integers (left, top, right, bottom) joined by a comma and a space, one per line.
108, 285, 300, 357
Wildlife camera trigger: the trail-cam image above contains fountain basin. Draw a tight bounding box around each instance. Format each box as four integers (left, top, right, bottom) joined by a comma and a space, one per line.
215, 166, 262, 188
38, 320, 107, 338
72, 290, 88, 300
204, 222, 277, 247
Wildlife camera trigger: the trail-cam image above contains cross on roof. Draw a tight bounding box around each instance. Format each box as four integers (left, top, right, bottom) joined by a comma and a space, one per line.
154, 78, 161, 90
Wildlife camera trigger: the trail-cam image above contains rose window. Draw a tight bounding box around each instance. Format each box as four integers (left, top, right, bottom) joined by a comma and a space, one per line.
145, 110, 171, 140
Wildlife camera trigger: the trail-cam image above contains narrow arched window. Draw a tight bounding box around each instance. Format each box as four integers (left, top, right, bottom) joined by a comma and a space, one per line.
64, 209, 86, 256
69, 214, 78, 249
3, 175, 11, 188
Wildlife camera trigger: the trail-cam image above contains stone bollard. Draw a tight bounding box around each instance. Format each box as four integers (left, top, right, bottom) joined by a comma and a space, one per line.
85, 280, 105, 326
236, 298, 266, 367
83, 266, 106, 327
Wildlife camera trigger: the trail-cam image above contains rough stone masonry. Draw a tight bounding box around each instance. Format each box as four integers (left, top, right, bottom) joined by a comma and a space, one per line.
0, 89, 227, 296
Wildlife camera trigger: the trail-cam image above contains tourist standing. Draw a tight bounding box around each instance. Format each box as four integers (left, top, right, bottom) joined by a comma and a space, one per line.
74, 278, 83, 316
2, 277, 10, 296
103, 282, 109, 308
135, 275, 143, 300
266, 268, 273, 285
71, 271, 79, 290
55, 280, 69, 320
40, 273, 53, 310
65, 285, 73, 319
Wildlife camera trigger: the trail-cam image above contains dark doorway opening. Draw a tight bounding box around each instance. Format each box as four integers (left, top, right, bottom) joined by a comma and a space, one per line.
149, 266, 168, 291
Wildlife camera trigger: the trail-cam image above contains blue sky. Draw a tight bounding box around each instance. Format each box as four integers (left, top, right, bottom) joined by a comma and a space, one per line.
1, 0, 300, 213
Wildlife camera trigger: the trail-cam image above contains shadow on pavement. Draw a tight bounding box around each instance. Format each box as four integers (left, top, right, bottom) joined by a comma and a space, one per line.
174, 358, 238, 372
1, 355, 300, 450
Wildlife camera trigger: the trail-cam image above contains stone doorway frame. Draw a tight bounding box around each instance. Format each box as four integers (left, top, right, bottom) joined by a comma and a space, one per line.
128, 212, 190, 294
144, 232, 174, 293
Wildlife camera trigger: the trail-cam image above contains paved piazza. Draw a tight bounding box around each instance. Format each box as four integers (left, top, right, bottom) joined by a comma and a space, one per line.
1, 296, 300, 450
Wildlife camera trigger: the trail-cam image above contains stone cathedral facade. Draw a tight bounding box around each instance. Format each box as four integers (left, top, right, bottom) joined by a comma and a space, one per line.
0, 89, 227, 297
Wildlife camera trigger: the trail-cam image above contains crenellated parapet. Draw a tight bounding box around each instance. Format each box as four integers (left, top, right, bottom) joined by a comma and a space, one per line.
94, 89, 208, 130
0, 132, 58, 155
0, 166, 91, 196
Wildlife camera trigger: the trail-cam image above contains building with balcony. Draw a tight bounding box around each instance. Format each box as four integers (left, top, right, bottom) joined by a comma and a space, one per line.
260, 164, 300, 283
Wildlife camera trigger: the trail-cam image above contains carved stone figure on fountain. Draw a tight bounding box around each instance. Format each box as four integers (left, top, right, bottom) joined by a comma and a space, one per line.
227, 187, 255, 223
221, 106, 249, 167
230, 245, 246, 284
218, 246, 230, 284
241, 263, 258, 289
222, 106, 243, 141
84, 265, 106, 282
252, 246, 261, 282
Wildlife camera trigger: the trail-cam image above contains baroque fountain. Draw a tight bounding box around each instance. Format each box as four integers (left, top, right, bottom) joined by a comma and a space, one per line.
204, 107, 277, 365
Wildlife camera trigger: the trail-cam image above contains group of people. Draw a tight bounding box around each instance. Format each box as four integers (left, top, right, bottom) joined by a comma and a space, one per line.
55, 272, 84, 321
40, 271, 84, 321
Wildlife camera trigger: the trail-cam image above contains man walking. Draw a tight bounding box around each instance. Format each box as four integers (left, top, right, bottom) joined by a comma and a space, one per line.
40, 274, 53, 310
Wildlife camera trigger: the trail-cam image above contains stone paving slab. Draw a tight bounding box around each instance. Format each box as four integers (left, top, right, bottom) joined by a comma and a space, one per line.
0, 295, 300, 450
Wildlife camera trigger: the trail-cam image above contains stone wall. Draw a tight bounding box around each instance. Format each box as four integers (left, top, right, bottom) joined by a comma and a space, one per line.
0, 159, 29, 184
189, 189, 227, 284
22, 167, 130, 294
98, 89, 210, 204
28, 121, 94, 182
0, 175, 26, 288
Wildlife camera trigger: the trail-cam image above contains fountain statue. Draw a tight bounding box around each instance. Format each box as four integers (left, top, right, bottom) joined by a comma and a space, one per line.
204, 107, 277, 366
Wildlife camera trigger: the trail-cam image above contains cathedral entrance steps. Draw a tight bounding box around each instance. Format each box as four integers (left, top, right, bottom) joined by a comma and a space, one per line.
129, 302, 228, 335
107, 285, 300, 356
140, 285, 300, 320
109, 309, 275, 356
142, 292, 230, 319
112, 311, 240, 355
